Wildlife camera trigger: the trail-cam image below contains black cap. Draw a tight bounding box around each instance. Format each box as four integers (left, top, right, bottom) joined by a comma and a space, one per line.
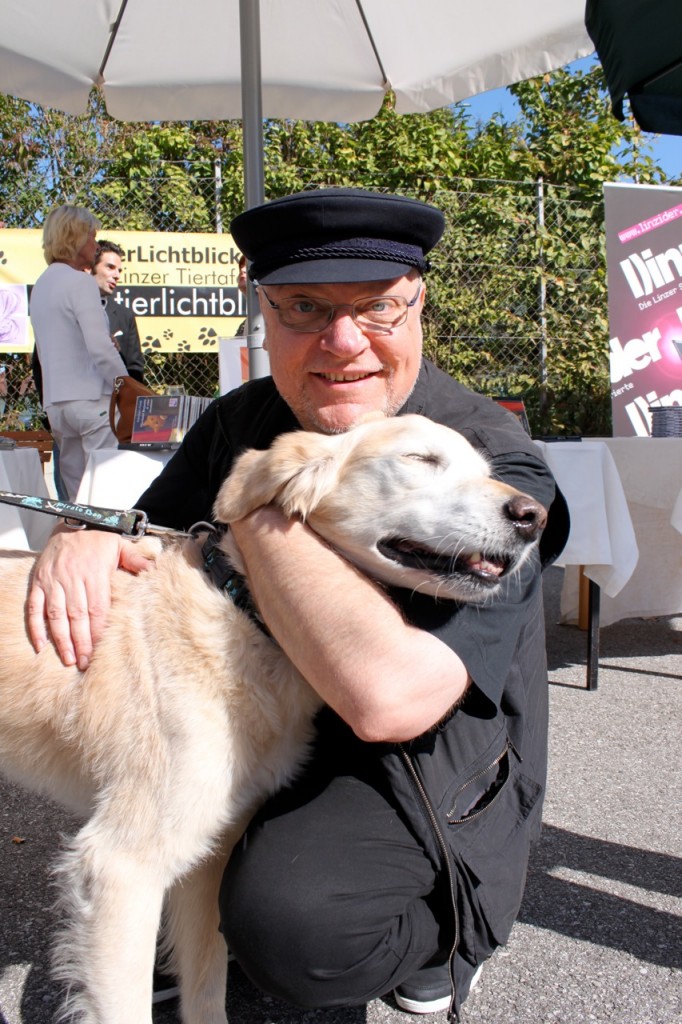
230, 188, 445, 285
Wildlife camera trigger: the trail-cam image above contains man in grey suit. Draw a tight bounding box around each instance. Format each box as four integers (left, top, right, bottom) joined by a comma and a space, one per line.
92, 240, 146, 384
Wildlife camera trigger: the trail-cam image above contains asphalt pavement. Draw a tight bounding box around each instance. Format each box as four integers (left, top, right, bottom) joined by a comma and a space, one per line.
1, 566, 680, 1024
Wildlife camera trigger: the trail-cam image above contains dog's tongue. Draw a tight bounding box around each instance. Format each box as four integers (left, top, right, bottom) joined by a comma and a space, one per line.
466, 551, 504, 577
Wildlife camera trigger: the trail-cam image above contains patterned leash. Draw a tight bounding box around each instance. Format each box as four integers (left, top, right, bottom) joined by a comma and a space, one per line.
0, 490, 271, 634
0, 490, 187, 538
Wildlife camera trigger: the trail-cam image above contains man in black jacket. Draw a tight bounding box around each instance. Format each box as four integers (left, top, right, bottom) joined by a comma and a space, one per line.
28, 189, 568, 1017
92, 239, 145, 383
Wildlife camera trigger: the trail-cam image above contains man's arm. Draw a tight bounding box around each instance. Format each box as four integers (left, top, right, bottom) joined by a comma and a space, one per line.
230, 508, 470, 743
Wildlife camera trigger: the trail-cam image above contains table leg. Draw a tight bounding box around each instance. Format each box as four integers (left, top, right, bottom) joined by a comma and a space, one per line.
578, 567, 600, 690
586, 579, 600, 691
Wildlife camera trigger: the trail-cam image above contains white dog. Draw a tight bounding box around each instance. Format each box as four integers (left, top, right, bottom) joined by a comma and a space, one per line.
0, 415, 546, 1024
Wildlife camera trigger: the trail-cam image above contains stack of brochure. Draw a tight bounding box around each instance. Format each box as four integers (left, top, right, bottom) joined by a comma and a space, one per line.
128, 394, 212, 447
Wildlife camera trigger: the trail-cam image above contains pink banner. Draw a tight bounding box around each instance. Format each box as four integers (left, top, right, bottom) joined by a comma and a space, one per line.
605, 183, 682, 436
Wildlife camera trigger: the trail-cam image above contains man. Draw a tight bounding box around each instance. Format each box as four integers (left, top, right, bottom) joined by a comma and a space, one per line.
234, 253, 248, 337
28, 189, 567, 1016
92, 239, 145, 383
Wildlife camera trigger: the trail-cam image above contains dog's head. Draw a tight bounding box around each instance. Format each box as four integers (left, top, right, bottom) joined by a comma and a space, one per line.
214, 415, 547, 602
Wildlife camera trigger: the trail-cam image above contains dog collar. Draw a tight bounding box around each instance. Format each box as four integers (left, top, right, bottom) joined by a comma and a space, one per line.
199, 525, 272, 640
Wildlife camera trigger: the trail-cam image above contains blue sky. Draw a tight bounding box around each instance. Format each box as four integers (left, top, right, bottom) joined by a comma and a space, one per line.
462, 57, 681, 182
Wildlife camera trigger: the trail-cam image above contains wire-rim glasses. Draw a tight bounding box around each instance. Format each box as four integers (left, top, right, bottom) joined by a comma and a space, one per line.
258, 280, 422, 333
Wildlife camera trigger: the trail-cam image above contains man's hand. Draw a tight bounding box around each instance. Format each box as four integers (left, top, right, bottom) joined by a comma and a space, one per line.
27, 525, 155, 670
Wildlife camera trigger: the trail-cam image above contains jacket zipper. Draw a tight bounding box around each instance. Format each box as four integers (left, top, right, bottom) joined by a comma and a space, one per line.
446, 740, 511, 824
398, 744, 461, 1021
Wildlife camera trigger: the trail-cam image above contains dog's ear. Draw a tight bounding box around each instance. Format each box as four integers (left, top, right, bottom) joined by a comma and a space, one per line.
214, 431, 348, 523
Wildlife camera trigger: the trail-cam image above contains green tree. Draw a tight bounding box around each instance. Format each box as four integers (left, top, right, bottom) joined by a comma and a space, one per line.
0, 95, 44, 224
509, 66, 661, 196
92, 117, 244, 232
423, 64, 666, 434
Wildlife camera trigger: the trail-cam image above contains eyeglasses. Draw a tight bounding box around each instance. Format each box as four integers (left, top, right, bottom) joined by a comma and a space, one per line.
258, 280, 422, 333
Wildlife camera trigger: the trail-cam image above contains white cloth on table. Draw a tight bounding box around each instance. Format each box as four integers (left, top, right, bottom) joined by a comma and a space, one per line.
588, 438, 682, 626
534, 441, 638, 623
537, 438, 682, 627
0, 448, 54, 551
76, 448, 172, 509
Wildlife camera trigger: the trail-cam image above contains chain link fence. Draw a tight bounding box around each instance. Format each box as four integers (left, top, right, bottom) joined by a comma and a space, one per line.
1, 171, 610, 435
422, 178, 609, 432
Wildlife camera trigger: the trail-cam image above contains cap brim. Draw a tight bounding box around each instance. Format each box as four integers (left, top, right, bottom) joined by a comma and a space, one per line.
255, 258, 415, 286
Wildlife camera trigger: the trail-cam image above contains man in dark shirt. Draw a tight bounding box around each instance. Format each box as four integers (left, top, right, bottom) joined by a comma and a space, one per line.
28, 189, 567, 1017
92, 240, 145, 383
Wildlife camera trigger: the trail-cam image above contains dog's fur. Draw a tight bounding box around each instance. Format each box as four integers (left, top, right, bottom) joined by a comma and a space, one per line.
0, 414, 545, 1024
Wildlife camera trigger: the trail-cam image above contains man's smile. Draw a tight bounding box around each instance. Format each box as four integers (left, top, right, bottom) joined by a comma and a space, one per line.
312, 370, 380, 382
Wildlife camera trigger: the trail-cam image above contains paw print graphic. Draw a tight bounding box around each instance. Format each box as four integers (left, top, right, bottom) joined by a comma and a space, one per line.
198, 326, 218, 347
0, 251, 7, 265
178, 340, 191, 352
143, 335, 163, 350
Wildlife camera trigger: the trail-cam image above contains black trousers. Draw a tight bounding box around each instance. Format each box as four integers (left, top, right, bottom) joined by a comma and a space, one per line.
219, 715, 460, 1009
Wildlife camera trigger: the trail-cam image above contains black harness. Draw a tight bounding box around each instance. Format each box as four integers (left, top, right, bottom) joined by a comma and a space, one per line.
198, 523, 271, 637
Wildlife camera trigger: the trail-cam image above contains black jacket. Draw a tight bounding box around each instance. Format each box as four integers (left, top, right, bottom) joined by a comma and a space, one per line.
104, 297, 145, 383
137, 358, 568, 1007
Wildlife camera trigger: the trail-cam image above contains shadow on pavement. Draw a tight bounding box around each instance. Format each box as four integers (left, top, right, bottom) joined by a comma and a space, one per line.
522, 825, 682, 970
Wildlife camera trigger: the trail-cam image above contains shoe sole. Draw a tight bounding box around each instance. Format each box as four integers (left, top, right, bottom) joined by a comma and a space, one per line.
394, 992, 451, 1014
394, 963, 483, 1015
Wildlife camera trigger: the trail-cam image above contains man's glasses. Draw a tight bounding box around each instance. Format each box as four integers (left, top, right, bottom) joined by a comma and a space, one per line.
258, 280, 422, 333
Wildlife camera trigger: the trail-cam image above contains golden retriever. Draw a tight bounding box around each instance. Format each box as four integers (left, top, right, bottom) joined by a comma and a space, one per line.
0, 414, 546, 1024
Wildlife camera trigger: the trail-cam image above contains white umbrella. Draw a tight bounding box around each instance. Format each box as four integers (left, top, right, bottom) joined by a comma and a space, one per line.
0, 0, 594, 196
0, 0, 594, 376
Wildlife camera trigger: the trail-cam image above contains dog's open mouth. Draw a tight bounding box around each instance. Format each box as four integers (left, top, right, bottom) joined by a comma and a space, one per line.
378, 538, 512, 585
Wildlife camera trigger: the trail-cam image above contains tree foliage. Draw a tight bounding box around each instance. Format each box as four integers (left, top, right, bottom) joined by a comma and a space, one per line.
0, 65, 672, 434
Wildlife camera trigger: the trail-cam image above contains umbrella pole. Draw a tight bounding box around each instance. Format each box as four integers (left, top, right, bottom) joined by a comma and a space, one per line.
239, 0, 269, 380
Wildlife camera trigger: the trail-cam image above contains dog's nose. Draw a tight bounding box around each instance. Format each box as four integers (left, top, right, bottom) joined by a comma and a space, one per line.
504, 494, 547, 540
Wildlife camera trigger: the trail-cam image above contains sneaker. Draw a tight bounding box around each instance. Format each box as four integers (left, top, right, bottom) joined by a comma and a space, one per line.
152, 967, 180, 1005
394, 961, 483, 1015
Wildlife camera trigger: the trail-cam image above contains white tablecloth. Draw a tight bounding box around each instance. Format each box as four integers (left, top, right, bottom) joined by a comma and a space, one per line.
535, 440, 638, 607
537, 438, 682, 626
587, 438, 682, 625
0, 448, 54, 551
77, 448, 173, 508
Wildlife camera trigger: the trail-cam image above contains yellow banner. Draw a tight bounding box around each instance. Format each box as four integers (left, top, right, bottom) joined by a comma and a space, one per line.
0, 228, 244, 354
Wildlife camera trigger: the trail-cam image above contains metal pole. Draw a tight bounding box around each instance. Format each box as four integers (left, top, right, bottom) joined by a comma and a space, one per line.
239, 0, 269, 379
214, 156, 223, 233
536, 177, 548, 416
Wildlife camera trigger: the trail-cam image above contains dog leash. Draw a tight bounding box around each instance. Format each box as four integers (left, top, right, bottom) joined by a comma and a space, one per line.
0, 490, 188, 538
0, 489, 271, 635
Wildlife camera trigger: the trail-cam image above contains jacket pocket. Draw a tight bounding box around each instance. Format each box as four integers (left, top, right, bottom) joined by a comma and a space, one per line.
444, 737, 543, 957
